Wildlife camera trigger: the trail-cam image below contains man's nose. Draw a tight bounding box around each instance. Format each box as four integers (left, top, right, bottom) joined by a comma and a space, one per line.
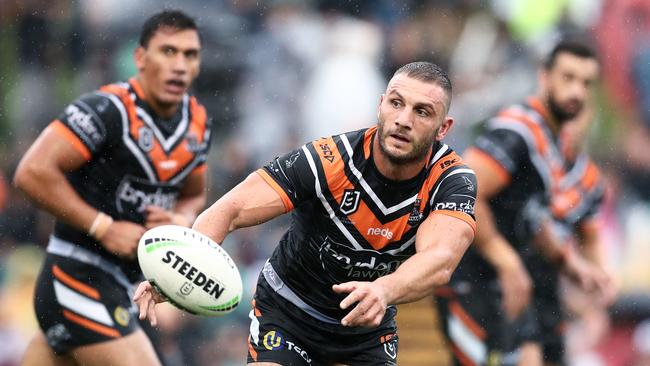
395, 108, 414, 128
171, 54, 188, 74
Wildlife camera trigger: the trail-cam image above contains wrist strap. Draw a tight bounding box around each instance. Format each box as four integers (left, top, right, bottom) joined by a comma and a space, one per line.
88, 212, 114, 240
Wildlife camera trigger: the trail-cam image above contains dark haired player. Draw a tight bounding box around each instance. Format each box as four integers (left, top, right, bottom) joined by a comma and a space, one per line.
435, 40, 609, 365
15, 10, 210, 366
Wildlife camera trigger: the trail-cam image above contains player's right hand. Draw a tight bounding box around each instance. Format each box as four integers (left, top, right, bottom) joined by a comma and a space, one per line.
133, 281, 166, 326
99, 221, 146, 259
496, 257, 533, 320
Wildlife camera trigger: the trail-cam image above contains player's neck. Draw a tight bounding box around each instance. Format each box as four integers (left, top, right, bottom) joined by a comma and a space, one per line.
372, 138, 428, 181
146, 99, 179, 119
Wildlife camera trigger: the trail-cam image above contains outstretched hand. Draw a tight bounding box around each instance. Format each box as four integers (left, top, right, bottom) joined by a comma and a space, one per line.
332, 281, 389, 328
133, 281, 166, 326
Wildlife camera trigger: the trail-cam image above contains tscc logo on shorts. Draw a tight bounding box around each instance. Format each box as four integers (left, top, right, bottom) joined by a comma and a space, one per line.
263, 331, 284, 350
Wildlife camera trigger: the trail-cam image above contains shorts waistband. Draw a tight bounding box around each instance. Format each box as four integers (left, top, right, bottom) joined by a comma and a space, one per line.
262, 260, 340, 324
47, 235, 134, 293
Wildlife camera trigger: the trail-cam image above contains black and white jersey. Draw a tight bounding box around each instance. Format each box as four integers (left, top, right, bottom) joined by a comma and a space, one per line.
257, 126, 477, 319
49, 78, 211, 278
453, 97, 566, 282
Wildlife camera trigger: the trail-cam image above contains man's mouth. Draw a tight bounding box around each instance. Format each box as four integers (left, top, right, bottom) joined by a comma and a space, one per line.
165, 79, 187, 94
390, 133, 410, 143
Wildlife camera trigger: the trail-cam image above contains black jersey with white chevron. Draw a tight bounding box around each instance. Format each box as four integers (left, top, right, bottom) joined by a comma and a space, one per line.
257, 126, 477, 320
49, 78, 211, 279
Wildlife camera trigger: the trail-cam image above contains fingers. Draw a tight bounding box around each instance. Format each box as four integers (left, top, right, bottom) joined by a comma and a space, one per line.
332, 282, 357, 295
335, 282, 386, 327
334, 283, 361, 310
147, 298, 158, 327
133, 281, 151, 301
137, 291, 151, 320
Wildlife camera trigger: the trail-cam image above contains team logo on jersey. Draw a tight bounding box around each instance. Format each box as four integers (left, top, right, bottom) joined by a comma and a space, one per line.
340, 189, 361, 215
408, 198, 423, 225
263, 331, 284, 350
186, 132, 207, 153
138, 126, 154, 152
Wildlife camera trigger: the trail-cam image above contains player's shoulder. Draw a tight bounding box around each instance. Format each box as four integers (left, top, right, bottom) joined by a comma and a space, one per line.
62, 89, 122, 126
429, 144, 476, 181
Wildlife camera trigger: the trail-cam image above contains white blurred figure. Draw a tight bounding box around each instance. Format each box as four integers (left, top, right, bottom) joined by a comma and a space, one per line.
301, 16, 385, 141
235, 3, 325, 162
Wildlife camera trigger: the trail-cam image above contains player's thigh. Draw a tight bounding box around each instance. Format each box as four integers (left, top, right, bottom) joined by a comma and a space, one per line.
70, 329, 160, 366
21, 331, 76, 366
34, 254, 151, 357
435, 284, 503, 365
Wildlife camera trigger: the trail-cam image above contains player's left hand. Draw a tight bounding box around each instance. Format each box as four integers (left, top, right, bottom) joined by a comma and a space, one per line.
145, 206, 190, 229
333, 281, 389, 328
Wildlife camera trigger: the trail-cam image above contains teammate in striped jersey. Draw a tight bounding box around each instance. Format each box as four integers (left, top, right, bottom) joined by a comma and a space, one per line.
435, 40, 606, 366
524, 104, 615, 366
135, 61, 477, 365
14, 10, 210, 366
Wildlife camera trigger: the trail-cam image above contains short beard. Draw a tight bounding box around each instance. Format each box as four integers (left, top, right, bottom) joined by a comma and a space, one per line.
547, 94, 582, 124
377, 118, 437, 165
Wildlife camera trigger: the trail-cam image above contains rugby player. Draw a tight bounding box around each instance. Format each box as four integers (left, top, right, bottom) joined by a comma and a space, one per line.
524, 103, 615, 366
14, 10, 210, 366
434, 40, 607, 365
135, 61, 478, 365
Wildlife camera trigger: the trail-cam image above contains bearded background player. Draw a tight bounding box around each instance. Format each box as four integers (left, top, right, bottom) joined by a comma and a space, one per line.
14, 10, 211, 366
434, 39, 612, 365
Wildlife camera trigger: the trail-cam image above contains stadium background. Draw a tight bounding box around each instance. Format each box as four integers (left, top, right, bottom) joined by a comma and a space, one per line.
1, 0, 650, 365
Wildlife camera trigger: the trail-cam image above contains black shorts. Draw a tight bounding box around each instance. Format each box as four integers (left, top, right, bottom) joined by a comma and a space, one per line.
247, 274, 399, 365
34, 253, 140, 354
435, 280, 539, 366
529, 257, 565, 364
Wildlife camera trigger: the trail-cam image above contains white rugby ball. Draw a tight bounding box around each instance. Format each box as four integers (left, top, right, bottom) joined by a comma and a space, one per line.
137, 225, 242, 317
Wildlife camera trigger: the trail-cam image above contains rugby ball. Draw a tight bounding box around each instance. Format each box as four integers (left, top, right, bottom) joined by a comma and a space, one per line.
137, 225, 242, 317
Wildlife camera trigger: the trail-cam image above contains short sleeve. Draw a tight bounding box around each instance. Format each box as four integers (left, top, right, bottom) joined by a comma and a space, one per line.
471, 128, 528, 180
50, 93, 120, 160
430, 167, 478, 232
256, 146, 317, 212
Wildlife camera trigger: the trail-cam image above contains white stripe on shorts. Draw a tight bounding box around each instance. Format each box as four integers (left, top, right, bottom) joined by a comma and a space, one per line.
53, 280, 115, 327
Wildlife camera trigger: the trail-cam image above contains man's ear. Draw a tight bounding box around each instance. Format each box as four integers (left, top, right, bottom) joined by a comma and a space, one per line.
435, 117, 454, 141
134, 46, 146, 72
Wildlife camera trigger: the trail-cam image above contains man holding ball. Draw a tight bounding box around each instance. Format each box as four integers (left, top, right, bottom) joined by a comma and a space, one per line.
135, 62, 477, 365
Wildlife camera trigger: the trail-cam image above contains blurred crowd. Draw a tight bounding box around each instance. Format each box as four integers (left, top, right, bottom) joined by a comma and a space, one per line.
1, 0, 650, 365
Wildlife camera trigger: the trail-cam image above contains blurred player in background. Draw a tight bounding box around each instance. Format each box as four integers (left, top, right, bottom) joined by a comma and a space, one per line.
526, 103, 615, 366
435, 39, 610, 365
14, 10, 211, 366
135, 61, 477, 365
